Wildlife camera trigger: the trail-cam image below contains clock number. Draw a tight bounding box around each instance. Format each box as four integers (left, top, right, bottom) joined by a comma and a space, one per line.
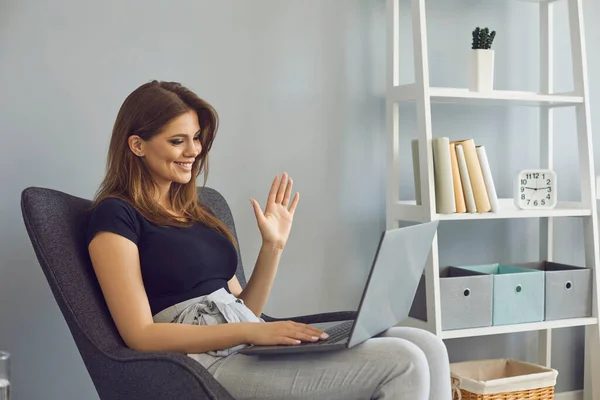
547, 194, 551, 199
521, 194, 526, 200
521, 179, 527, 185
541, 199, 545, 205
534, 200, 538, 206
520, 187, 525, 192
546, 179, 551, 185
525, 173, 540, 179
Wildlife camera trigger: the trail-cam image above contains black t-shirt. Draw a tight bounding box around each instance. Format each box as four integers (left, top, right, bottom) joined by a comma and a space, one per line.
85, 197, 237, 315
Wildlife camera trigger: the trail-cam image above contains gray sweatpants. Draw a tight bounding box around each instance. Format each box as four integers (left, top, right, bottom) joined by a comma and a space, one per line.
153, 290, 451, 399
205, 326, 451, 400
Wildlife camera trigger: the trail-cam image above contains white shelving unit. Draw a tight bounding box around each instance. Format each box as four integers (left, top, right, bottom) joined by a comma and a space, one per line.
386, 0, 600, 398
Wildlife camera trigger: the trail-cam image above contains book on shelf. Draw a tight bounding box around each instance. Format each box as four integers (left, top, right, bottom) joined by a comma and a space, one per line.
432, 137, 456, 213
449, 142, 467, 213
410, 137, 499, 214
452, 138, 491, 213
455, 144, 477, 213
476, 145, 499, 212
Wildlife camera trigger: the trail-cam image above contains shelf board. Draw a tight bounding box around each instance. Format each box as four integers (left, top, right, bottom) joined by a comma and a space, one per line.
516, 0, 559, 3
441, 317, 598, 339
389, 84, 583, 107
394, 199, 591, 222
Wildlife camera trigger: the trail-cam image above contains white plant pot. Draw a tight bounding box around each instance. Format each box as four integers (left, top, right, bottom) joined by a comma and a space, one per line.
468, 49, 495, 92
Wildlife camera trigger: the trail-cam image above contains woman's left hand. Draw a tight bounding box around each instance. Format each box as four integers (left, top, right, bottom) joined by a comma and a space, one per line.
250, 172, 299, 250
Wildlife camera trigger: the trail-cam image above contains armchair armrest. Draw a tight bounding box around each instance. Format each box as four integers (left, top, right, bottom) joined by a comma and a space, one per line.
96, 347, 236, 400
106, 313, 355, 399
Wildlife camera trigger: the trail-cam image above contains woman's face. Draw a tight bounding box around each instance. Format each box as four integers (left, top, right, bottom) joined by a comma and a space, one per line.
131, 109, 202, 187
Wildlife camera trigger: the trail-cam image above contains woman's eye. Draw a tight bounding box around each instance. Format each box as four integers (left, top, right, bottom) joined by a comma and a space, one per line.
170, 136, 200, 145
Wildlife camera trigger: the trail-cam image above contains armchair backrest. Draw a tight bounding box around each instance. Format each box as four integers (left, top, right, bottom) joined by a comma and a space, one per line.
196, 187, 247, 288
20, 186, 247, 354
20, 186, 244, 399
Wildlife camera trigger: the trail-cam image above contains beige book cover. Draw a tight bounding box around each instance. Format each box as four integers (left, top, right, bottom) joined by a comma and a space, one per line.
452, 139, 491, 212
455, 144, 477, 213
432, 137, 456, 214
476, 145, 499, 212
449, 142, 467, 213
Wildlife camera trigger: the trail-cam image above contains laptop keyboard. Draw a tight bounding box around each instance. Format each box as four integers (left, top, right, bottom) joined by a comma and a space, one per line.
301, 320, 354, 346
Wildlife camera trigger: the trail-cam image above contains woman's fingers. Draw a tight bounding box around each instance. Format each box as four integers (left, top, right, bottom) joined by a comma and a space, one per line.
288, 321, 328, 339
250, 198, 265, 223
265, 322, 330, 346
277, 336, 302, 345
304, 326, 328, 339
288, 192, 299, 215
265, 173, 298, 210
282, 178, 293, 207
275, 172, 288, 204
267, 175, 280, 205
280, 326, 318, 342
291, 322, 324, 335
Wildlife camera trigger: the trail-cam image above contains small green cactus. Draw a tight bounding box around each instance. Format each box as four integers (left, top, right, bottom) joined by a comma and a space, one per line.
471, 27, 496, 50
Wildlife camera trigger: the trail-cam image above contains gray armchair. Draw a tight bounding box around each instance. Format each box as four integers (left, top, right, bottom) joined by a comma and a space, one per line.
20, 186, 356, 400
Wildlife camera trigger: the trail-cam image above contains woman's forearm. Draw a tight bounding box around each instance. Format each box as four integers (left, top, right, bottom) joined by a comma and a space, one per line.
131, 322, 250, 354
238, 243, 283, 317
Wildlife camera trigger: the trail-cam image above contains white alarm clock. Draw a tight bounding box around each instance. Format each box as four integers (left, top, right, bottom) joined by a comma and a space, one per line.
514, 169, 557, 210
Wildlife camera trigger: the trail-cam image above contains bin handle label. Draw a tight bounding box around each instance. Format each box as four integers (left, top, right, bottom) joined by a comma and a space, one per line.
516, 284, 523, 293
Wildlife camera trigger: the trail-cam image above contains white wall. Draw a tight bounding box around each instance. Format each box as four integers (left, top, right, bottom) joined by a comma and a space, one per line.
0, 0, 598, 399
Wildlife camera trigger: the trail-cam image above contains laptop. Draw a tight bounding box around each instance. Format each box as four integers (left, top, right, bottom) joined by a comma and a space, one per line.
238, 220, 439, 355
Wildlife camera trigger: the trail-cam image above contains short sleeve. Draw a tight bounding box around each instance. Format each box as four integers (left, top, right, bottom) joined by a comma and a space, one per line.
86, 198, 141, 246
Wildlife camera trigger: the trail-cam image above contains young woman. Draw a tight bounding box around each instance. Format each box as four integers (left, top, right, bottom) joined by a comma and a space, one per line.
86, 80, 452, 400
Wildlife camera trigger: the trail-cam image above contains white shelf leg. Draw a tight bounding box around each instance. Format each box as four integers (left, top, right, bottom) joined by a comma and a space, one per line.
386, 98, 399, 230
538, 0, 554, 370
567, 0, 600, 398
410, 0, 442, 335
411, 0, 435, 218
386, 0, 400, 230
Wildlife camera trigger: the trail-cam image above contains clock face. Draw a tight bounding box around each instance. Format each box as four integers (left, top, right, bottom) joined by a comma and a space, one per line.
515, 169, 557, 209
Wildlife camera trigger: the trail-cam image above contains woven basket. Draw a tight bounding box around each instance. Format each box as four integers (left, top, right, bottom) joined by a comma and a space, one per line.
450, 359, 558, 400
452, 377, 555, 399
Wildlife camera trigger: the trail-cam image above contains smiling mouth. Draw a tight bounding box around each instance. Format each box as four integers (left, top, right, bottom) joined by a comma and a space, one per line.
175, 162, 193, 171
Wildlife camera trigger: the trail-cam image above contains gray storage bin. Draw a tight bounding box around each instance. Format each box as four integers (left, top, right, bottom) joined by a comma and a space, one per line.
408, 274, 428, 322
516, 261, 592, 320
409, 267, 493, 331
456, 264, 545, 326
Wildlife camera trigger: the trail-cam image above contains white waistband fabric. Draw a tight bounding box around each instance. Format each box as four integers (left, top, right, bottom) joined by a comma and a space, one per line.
152, 287, 264, 369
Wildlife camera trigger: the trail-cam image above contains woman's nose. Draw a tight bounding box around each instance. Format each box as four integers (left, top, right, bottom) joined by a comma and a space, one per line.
186, 142, 201, 157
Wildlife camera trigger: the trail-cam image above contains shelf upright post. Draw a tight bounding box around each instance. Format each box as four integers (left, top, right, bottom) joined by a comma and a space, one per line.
566, 0, 600, 398
386, 0, 400, 232
538, 0, 554, 370
410, 0, 442, 335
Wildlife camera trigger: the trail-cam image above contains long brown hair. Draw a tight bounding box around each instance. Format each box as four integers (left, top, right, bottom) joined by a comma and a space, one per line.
92, 80, 236, 247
